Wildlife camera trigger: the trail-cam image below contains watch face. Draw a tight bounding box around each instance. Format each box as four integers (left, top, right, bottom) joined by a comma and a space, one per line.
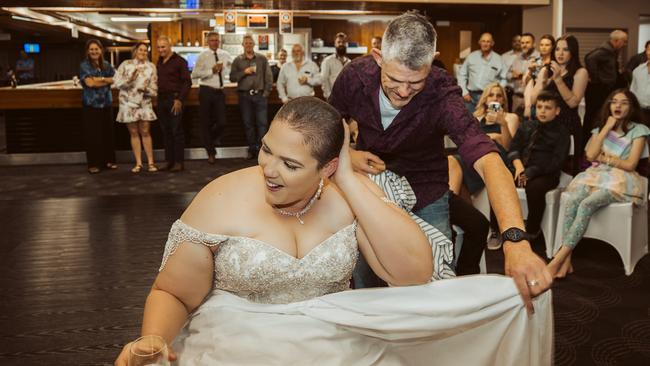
503, 228, 525, 242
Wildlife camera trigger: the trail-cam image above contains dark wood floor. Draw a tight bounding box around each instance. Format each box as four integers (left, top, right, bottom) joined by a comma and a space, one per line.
0, 194, 194, 365
0, 161, 649, 366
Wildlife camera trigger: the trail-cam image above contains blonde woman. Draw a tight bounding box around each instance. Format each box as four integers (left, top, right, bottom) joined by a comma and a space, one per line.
114, 42, 158, 173
448, 83, 520, 195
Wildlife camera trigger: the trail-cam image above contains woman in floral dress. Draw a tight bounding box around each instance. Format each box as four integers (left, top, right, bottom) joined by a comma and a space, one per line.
114, 42, 158, 173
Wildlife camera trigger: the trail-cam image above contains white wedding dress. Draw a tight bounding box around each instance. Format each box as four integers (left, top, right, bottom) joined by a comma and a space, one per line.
163, 218, 553, 366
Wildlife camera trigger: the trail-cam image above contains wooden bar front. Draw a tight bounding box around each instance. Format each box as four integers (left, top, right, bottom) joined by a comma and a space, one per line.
0, 82, 323, 154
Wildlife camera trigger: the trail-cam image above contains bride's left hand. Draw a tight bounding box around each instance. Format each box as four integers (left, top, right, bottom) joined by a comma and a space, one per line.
331, 121, 356, 185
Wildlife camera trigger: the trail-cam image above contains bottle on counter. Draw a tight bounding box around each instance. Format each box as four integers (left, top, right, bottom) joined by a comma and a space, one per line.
9, 71, 17, 88
72, 76, 80, 87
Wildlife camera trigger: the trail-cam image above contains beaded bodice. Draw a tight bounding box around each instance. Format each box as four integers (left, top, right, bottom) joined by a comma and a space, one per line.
160, 220, 358, 304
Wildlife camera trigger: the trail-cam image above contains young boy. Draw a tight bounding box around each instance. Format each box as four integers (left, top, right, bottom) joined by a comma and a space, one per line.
507, 90, 571, 257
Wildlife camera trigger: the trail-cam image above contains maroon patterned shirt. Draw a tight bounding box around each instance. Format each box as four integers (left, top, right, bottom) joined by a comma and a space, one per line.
157, 53, 192, 102
329, 56, 497, 210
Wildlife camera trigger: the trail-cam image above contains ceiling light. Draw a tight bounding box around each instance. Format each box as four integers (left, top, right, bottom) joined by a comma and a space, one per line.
110, 16, 172, 22
135, 28, 148, 33
11, 15, 38, 22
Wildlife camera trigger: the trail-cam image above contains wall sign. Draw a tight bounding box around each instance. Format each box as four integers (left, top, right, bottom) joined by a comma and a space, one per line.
224, 11, 236, 33
247, 14, 268, 29
279, 11, 293, 34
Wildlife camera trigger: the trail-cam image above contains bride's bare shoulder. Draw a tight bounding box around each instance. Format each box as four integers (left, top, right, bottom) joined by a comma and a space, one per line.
180, 166, 261, 233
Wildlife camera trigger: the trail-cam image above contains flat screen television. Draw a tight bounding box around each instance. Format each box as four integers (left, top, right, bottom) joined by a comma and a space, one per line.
178, 52, 199, 71
24, 43, 40, 54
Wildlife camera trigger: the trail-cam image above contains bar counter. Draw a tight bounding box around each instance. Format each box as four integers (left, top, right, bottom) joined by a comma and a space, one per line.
0, 81, 290, 109
0, 81, 322, 155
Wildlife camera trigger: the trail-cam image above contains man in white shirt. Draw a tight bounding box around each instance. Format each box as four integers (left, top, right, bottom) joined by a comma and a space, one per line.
502, 34, 521, 76
321, 32, 351, 99
502, 34, 521, 112
630, 42, 650, 123
277, 44, 322, 104
508, 32, 540, 115
457, 32, 507, 113
191, 31, 232, 164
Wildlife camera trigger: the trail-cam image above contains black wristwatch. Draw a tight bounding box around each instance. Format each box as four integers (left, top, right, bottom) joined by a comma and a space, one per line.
500, 227, 531, 243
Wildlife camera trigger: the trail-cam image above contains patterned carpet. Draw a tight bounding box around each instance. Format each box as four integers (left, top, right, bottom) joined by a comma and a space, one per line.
0, 161, 649, 365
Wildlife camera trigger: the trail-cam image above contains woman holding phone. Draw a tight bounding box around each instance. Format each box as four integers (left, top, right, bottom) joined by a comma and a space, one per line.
448, 82, 520, 195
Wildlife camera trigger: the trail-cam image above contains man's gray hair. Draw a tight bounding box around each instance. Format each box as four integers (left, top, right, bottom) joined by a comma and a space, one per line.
206, 31, 220, 39
157, 35, 172, 44
382, 11, 437, 70
242, 34, 255, 44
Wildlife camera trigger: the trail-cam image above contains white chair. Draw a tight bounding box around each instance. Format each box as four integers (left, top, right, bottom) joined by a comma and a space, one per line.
553, 177, 648, 275
471, 171, 572, 259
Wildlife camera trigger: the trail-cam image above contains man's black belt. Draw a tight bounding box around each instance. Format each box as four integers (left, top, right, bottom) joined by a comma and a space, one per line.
240, 89, 264, 95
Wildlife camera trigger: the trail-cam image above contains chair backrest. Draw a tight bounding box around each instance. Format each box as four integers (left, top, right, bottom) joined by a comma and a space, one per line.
641, 177, 648, 205
636, 142, 650, 176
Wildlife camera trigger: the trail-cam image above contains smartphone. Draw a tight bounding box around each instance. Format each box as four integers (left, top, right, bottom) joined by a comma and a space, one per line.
487, 101, 501, 113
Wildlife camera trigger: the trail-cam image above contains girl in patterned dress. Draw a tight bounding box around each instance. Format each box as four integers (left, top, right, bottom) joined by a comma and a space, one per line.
548, 89, 650, 278
114, 42, 158, 173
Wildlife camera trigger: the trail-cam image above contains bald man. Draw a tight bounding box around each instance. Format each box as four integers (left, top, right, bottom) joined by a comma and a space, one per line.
584, 29, 628, 144
276, 44, 322, 103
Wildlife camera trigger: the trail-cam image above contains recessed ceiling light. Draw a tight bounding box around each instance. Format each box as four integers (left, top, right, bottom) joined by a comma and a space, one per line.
110, 16, 172, 22
135, 28, 148, 33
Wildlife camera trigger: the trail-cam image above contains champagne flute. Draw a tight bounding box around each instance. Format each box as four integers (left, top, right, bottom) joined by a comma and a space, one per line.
128, 335, 170, 366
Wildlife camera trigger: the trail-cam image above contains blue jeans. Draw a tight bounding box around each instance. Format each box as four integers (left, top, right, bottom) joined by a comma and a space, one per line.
414, 191, 452, 239
239, 92, 268, 152
463, 90, 483, 114
352, 191, 451, 289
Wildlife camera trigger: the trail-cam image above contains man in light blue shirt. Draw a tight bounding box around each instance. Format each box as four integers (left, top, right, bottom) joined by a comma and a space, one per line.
457, 32, 507, 113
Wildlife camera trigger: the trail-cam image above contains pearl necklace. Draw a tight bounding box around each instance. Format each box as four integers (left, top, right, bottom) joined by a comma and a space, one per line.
274, 179, 323, 225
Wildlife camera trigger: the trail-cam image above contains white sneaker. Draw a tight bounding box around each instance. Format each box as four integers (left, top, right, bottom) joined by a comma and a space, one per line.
487, 231, 502, 250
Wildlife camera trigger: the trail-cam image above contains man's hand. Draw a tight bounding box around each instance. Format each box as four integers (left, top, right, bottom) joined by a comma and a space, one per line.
463, 94, 472, 102
212, 63, 223, 74
349, 149, 385, 175
503, 243, 553, 314
298, 75, 308, 85
171, 99, 182, 116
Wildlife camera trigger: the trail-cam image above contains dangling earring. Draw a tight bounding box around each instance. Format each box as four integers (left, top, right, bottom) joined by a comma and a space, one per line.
316, 178, 324, 200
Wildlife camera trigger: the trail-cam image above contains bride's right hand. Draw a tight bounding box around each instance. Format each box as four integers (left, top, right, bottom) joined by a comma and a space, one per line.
114, 340, 177, 366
